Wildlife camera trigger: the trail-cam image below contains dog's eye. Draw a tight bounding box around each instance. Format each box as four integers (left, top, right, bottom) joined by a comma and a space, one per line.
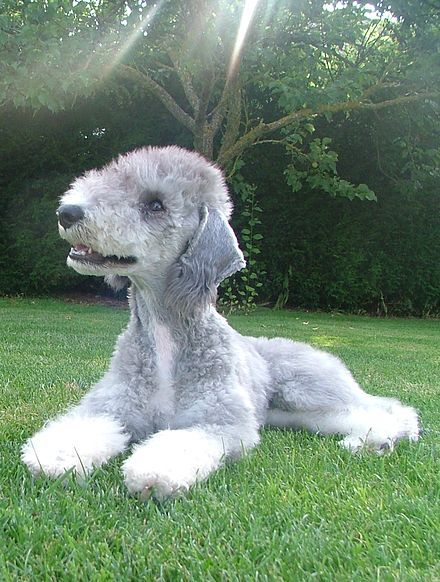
147, 199, 165, 212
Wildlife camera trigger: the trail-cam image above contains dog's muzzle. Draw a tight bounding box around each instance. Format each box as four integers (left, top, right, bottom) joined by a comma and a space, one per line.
57, 204, 137, 268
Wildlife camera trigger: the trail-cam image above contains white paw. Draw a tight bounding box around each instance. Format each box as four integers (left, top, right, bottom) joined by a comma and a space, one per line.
339, 434, 394, 454
122, 429, 224, 499
339, 403, 420, 454
123, 457, 191, 500
388, 403, 420, 443
22, 415, 129, 478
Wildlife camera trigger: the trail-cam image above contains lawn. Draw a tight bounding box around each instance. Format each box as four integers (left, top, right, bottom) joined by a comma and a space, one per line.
0, 298, 438, 580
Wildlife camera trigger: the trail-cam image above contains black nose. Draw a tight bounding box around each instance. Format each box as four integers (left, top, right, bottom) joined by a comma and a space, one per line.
57, 204, 85, 229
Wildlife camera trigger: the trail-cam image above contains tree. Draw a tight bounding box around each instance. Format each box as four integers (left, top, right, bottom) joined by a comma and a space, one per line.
1, 2, 438, 189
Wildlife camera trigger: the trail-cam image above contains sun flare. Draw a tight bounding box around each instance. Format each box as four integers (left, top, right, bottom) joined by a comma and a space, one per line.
229, 0, 260, 80
105, 1, 165, 75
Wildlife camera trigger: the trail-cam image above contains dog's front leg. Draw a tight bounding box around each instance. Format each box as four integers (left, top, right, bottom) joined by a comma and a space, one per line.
21, 412, 130, 479
122, 425, 259, 499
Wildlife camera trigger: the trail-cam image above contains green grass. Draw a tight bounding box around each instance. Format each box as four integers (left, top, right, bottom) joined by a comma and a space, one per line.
0, 298, 439, 580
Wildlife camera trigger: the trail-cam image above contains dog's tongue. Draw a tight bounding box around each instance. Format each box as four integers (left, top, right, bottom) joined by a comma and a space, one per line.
74, 244, 91, 252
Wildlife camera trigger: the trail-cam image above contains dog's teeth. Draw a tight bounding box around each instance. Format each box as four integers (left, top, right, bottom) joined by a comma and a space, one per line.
71, 246, 87, 256
88, 247, 92, 254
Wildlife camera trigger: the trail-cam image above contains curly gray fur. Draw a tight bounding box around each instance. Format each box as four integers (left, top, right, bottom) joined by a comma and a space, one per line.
21, 146, 420, 499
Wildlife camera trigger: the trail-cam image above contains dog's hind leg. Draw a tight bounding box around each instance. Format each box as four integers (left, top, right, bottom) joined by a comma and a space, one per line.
21, 412, 130, 478
252, 336, 420, 452
265, 400, 419, 453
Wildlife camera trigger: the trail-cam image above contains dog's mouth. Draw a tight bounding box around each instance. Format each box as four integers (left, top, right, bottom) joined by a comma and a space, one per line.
69, 244, 136, 266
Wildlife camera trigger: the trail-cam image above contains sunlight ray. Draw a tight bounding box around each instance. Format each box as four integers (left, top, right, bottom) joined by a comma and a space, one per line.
105, 1, 165, 76
228, 0, 260, 80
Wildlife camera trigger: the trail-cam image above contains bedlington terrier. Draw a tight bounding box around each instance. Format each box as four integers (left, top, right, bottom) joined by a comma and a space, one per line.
22, 146, 419, 498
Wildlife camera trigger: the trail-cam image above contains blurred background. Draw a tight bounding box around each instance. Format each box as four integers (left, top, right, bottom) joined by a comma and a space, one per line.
0, 0, 438, 315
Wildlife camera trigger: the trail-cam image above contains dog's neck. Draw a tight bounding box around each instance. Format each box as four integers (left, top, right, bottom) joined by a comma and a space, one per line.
129, 275, 168, 319
128, 277, 211, 332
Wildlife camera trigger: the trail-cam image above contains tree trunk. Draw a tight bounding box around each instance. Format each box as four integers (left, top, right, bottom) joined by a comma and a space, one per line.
193, 125, 214, 161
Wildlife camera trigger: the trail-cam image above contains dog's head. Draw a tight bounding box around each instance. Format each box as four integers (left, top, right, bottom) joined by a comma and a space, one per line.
57, 146, 245, 311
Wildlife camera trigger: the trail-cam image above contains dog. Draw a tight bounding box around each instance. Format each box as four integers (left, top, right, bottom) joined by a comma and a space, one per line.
22, 146, 420, 498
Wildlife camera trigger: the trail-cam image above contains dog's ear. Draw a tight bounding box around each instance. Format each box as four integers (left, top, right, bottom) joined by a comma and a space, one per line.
165, 206, 245, 314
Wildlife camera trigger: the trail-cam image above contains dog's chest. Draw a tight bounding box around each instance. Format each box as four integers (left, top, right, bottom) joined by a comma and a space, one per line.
149, 322, 176, 427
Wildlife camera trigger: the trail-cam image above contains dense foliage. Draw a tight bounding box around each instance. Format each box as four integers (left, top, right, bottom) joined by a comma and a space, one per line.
0, 1, 438, 314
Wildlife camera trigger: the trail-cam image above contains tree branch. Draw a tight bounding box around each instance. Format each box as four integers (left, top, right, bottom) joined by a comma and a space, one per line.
116, 64, 196, 132
217, 90, 440, 166
217, 82, 242, 162
196, 69, 216, 126
167, 49, 200, 114
209, 73, 242, 138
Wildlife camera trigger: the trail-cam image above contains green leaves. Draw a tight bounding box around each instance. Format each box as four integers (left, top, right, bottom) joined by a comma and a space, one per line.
0, 0, 126, 111
284, 137, 376, 201
219, 174, 265, 312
